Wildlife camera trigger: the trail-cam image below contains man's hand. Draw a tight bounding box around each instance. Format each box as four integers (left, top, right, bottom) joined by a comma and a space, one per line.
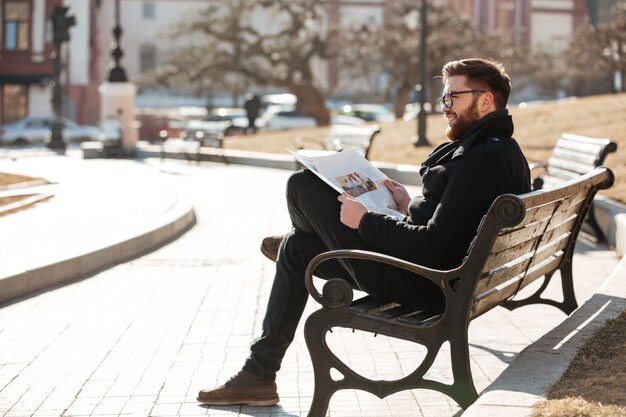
338, 192, 368, 229
384, 178, 410, 215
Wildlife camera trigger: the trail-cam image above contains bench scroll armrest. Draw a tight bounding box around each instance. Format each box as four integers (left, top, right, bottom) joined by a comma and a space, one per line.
304, 249, 450, 308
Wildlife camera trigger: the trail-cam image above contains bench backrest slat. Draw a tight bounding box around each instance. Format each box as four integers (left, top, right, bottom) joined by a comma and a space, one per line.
547, 156, 603, 176
540, 133, 616, 183
466, 167, 613, 320
551, 147, 603, 166
324, 125, 380, 159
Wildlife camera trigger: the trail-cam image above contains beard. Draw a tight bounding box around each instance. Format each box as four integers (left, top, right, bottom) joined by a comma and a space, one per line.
445, 98, 480, 141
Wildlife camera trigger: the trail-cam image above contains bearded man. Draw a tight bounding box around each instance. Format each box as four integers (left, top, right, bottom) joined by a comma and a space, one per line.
197, 58, 531, 406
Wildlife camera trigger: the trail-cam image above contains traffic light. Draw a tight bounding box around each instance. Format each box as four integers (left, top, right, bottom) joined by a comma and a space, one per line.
51, 6, 76, 44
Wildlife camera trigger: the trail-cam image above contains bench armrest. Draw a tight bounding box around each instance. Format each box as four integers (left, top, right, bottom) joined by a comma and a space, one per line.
304, 249, 453, 308
529, 161, 548, 172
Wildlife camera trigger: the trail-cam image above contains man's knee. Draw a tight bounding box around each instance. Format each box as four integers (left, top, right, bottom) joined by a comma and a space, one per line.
286, 170, 318, 198
287, 170, 337, 213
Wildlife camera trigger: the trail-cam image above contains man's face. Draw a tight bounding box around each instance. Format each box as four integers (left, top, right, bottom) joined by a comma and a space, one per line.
442, 75, 482, 141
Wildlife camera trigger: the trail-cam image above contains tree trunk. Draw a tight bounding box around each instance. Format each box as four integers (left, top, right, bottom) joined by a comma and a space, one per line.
291, 84, 330, 126
394, 83, 412, 119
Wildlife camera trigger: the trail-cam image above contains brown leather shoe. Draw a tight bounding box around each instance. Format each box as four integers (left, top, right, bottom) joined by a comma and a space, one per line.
260, 235, 283, 262
197, 369, 279, 406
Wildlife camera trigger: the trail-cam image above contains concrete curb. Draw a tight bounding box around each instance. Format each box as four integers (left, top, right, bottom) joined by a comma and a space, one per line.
593, 195, 626, 256
462, 255, 626, 417
136, 142, 425, 185
0, 195, 196, 306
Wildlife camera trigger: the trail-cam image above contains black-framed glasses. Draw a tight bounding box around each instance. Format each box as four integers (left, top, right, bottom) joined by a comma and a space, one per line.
439, 90, 487, 109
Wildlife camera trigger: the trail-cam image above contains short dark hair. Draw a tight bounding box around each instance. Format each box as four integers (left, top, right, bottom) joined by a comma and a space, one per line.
441, 58, 511, 110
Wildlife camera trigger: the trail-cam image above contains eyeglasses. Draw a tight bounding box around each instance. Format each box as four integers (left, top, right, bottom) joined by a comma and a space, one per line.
439, 90, 487, 109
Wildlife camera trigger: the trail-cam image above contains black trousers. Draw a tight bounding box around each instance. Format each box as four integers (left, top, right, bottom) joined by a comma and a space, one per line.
243, 170, 443, 379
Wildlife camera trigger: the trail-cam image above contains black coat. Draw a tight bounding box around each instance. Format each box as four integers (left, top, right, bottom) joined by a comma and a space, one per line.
358, 109, 531, 270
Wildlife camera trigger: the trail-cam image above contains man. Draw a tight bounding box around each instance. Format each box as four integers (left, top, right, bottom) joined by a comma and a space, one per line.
197, 58, 531, 406
244, 93, 261, 134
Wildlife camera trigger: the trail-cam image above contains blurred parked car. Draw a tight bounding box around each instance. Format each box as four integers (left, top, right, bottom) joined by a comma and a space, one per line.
0, 116, 101, 146
261, 93, 297, 110
96, 120, 122, 145
197, 107, 249, 136
258, 106, 317, 130
337, 104, 395, 123
136, 114, 188, 142
402, 102, 433, 121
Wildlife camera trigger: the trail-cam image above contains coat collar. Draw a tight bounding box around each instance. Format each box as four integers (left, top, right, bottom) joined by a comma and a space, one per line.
452, 109, 513, 159
421, 109, 513, 169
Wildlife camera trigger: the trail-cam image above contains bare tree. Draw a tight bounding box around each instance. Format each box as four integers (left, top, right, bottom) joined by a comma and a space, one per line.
565, 3, 626, 92
340, 2, 509, 118
150, 0, 342, 126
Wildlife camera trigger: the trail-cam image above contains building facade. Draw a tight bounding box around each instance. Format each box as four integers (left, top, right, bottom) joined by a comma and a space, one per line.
0, 0, 100, 126
443, 0, 589, 49
1, 0, 607, 127
0, 0, 58, 125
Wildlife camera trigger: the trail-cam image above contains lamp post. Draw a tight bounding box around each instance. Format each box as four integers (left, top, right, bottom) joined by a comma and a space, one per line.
48, 6, 75, 153
414, 0, 429, 147
98, 0, 137, 156
108, 0, 127, 82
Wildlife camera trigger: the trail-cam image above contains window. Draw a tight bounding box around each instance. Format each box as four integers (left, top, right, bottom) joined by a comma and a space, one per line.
3, 1, 30, 51
1, 84, 28, 124
25, 118, 50, 129
139, 44, 157, 72
142, 2, 155, 20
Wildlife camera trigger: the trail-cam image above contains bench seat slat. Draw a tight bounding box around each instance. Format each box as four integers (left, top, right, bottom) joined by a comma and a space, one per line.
349, 295, 400, 314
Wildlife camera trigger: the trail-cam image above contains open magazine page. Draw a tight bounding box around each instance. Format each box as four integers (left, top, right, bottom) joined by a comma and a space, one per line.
290, 149, 404, 220
289, 150, 344, 193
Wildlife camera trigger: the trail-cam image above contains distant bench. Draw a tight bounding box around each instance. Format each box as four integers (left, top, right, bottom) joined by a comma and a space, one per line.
530, 133, 617, 239
323, 125, 381, 160
302, 167, 614, 416
159, 134, 226, 164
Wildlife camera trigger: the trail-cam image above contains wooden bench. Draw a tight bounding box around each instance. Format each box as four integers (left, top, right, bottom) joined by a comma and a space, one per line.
530, 133, 616, 239
159, 134, 227, 164
302, 166, 614, 416
323, 125, 381, 159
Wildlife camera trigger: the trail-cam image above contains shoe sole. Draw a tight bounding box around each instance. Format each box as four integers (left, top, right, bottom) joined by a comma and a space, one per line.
196, 396, 279, 406
260, 245, 277, 262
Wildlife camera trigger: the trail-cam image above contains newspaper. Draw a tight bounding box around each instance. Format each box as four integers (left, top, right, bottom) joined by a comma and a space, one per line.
290, 149, 404, 220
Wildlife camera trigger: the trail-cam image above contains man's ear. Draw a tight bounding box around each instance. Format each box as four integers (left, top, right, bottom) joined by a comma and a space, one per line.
480, 91, 495, 113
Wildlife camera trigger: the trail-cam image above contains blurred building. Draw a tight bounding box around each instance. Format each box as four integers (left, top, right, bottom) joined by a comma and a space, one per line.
443, 0, 588, 49
0, 0, 101, 126
95, 0, 387, 109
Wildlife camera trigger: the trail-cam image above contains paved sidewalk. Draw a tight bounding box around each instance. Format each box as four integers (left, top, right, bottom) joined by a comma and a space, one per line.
0, 155, 621, 417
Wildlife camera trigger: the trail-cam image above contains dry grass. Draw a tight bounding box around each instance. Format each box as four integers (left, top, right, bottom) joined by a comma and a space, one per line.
0, 173, 45, 215
0, 172, 36, 187
531, 310, 626, 417
224, 93, 626, 204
